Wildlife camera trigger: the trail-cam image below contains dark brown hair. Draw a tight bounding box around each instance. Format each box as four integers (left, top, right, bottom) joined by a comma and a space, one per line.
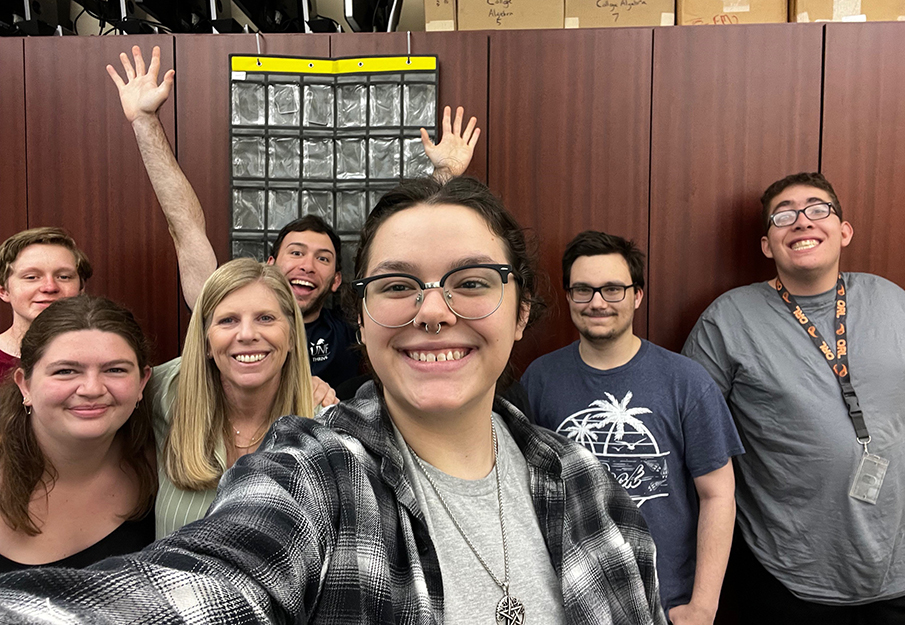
0, 227, 93, 288
561, 231, 646, 291
0, 295, 156, 535
270, 215, 343, 272
347, 177, 545, 390
760, 172, 842, 231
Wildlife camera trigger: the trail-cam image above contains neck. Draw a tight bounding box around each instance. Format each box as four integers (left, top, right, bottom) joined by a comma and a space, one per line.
221, 374, 281, 435
389, 392, 496, 480
37, 430, 122, 484
302, 307, 322, 324
0, 316, 32, 357
578, 332, 641, 370
774, 265, 840, 296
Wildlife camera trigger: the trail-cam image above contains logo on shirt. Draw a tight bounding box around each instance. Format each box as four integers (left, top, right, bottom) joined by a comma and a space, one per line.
309, 338, 330, 363
556, 391, 670, 506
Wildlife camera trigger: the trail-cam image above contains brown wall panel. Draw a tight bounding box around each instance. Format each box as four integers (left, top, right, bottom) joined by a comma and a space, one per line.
24, 36, 179, 362
331, 31, 489, 183
488, 28, 652, 373
0, 38, 27, 333
823, 23, 905, 288
649, 24, 823, 354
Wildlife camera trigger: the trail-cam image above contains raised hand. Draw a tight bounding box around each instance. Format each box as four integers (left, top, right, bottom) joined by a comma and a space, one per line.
106, 45, 174, 123
421, 105, 480, 181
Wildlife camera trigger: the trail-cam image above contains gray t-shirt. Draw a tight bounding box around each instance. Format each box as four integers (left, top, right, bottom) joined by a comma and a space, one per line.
683, 273, 905, 605
394, 415, 566, 624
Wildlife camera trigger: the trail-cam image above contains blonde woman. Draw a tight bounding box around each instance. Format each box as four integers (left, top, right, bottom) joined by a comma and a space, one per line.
148, 258, 314, 537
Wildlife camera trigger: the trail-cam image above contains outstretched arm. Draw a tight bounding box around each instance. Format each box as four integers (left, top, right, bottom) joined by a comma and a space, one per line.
107, 45, 217, 311
669, 461, 736, 625
422, 105, 480, 182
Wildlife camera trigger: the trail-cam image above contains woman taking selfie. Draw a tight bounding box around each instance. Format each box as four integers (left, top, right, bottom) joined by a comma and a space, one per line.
0, 296, 155, 571
148, 258, 314, 537
0, 178, 665, 625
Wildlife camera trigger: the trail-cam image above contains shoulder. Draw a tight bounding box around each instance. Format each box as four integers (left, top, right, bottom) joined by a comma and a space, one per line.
845, 272, 905, 299
522, 343, 576, 380
698, 282, 772, 322
147, 358, 182, 429
644, 341, 721, 385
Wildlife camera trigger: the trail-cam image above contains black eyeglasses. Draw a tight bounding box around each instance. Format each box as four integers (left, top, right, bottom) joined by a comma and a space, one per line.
352, 264, 513, 328
768, 202, 837, 229
567, 284, 637, 304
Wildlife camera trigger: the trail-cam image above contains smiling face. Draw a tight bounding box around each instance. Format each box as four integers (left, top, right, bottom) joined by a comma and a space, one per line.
270, 230, 341, 323
0, 244, 83, 326
207, 281, 292, 397
15, 329, 151, 449
567, 254, 642, 344
761, 184, 854, 293
359, 204, 527, 422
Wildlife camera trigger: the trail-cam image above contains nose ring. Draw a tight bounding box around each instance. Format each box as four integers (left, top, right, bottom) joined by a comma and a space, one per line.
421, 322, 442, 334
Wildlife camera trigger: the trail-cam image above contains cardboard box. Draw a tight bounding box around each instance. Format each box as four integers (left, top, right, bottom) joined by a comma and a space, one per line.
425, 0, 457, 30
457, 0, 565, 30
791, 0, 905, 21
677, 0, 786, 22
566, 0, 675, 26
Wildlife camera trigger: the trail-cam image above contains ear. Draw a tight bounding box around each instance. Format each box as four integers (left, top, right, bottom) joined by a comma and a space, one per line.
761, 234, 775, 260
137, 365, 152, 401
330, 270, 342, 293
633, 287, 644, 310
514, 303, 531, 342
14, 368, 29, 402
0, 283, 10, 304
357, 316, 366, 345
840, 221, 854, 248
266, 256, 276, 266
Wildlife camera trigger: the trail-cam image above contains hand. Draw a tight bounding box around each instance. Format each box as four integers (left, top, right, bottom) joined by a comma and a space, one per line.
311, 376, 339, 408
106, 45, 174, 124
668, 602, 716, 625
422, 105, 480, 181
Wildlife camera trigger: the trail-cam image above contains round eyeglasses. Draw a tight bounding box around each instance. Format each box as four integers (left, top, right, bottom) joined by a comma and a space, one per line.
768, 202, 837, 229
352, 264, 513, 328
567, 284, 637, 304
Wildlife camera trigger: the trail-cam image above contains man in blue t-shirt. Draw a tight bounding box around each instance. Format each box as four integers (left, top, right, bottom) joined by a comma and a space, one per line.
522, 231, 743, 625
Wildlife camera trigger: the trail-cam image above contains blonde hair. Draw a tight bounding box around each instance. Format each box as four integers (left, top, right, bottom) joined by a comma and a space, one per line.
164, 258, 314, 490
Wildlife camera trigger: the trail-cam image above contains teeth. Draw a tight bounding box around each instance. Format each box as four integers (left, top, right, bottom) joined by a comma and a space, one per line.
408, 350, 464, 362
290, 280, 315, 288
791, 240, 819, 251
234, 353, 266, 363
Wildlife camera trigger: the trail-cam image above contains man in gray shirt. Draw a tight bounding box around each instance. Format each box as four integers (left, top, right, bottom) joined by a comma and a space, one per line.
683, 172, 905, 624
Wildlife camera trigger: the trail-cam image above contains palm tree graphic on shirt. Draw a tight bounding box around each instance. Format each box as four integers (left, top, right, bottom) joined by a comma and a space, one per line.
557, 391, 670, 506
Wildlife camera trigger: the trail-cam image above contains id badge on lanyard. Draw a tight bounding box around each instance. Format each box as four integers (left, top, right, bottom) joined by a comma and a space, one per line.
776, 275, 887, 504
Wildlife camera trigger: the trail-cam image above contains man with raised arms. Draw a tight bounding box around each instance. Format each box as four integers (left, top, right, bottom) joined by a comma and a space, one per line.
106, 46, 479, 391
522, 231, 742, 625
683, 172, 905, 623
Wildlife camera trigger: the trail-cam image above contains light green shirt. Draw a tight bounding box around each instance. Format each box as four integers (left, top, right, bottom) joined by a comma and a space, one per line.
147, 358, 224, 540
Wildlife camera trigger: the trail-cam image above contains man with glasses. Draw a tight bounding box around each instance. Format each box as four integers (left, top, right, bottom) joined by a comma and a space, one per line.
683, 172, 905, 623
522, 230, 742, 625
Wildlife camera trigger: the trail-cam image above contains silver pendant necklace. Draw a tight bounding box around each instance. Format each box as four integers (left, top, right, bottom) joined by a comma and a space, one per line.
409, 420, 526, 625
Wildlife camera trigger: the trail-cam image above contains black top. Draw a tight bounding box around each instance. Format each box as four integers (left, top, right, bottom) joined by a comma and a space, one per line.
0, 511, 154, 573
306, 307, 361, 388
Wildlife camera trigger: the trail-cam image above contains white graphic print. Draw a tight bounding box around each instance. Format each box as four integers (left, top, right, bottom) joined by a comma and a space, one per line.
309, 337, 330, 363
556, 391, 670, 506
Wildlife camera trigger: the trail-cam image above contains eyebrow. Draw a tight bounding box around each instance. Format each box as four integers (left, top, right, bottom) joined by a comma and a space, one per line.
284, 242, 334, 257
571, 281, 631, 288
13, 266, 76, 274
773, 197, 827, 210
367, 255, 503, 277
45, 359, 135, 369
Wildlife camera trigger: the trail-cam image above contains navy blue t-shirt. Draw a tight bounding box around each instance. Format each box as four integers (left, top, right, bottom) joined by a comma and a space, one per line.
305, 307, 360, 388
522, 339, 743, 611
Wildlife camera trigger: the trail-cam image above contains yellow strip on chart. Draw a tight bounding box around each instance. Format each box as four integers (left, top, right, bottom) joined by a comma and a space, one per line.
231, 56, 437, 75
